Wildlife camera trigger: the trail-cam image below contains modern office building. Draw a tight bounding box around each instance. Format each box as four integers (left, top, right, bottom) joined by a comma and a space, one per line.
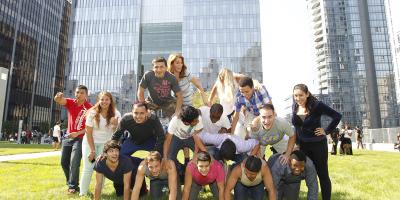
0, 0, 71, 130
67, 0, 263, 114
307, 0, 398, 128
385, 0, 400, 106
183, 0, 263, 89
397, 31, 400, 85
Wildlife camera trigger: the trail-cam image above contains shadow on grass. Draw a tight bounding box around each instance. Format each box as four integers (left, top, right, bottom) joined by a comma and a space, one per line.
86, 191, 215, 200
0, 143, 53, 150
2, 161, 58, 166
330, 154, 364, 157
299, 190, 351, 200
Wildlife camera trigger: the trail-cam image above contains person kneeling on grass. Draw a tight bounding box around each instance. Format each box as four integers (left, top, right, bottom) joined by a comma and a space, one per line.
224, 156, 276, 200
131, 151, 178, 200
198, 132, 259, 167
182, 151, 225, 200
268, 150, 318, 200
93, 140, 145, 200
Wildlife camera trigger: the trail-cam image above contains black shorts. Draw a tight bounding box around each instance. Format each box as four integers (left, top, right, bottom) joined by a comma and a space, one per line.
53, 137, 59, 143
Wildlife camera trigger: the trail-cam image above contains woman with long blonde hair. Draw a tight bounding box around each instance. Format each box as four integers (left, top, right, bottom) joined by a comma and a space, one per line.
79, 91, 121, 196
167, 53, 208, 106
208, 68, 244, 117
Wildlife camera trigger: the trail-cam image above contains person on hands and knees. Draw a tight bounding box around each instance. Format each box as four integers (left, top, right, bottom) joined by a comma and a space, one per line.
163, 106, 207, 180
199, 103, 231, 134
93, 140, 136, 200
268, 150, 318, 200
197, 132, 260, 167
182, 151, 225, 200
131, 151, 178, 200
111, 102, 165, 165
224, 155, 276, 200
249, 104, 296, 164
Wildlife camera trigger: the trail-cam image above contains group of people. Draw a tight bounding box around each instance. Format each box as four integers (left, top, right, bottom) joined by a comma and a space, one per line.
18, 129, 43, 144
54, 55, 342, 200
330, 123, 364, 155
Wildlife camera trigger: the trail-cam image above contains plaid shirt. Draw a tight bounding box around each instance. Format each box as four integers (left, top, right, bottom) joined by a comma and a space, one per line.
234, 85, 272, 116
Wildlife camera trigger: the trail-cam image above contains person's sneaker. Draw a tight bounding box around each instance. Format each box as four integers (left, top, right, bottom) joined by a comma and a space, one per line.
67, 188, 76, 194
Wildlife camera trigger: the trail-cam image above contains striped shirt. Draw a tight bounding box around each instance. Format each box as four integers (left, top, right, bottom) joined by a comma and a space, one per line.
234, 85, 272, 116
178, 71, 194, 106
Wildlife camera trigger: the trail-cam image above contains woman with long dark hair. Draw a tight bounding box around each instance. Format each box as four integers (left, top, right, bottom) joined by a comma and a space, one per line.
291, 84, 341, 200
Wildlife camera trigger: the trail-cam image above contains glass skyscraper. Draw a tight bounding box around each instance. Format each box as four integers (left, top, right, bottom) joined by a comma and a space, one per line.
67, 0, 263, 114
307, 0, 398, 128
183, 0, 262, 88
0, 0, 71, 130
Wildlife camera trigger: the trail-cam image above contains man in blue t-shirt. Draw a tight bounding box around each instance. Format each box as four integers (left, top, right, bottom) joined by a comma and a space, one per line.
93, 140, 145, 200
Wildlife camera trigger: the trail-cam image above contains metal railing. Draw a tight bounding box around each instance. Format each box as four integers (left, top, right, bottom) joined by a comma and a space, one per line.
360, 127, 400, 143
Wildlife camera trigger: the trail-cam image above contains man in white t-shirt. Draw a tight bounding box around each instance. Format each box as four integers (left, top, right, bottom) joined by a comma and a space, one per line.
163, 106, 207, 169
199, 104, 231, 134
21, 130, 27, 144
53, 121, 61, 149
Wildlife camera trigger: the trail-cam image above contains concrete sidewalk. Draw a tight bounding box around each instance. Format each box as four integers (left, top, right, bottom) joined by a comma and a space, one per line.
0, 151, 61, 162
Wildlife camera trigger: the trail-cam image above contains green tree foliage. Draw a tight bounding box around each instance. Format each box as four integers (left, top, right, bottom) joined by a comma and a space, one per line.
2, 120, 18, 135
38, 122, 50, 134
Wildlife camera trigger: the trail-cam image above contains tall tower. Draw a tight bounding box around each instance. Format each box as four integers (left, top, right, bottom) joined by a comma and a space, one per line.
183, 0, 263, 82
307, 0, 398, 128
67, 0, 263, 114
0, 0, 71, 129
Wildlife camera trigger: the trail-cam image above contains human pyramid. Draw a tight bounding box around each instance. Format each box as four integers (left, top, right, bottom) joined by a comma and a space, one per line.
54, 54, 342, 200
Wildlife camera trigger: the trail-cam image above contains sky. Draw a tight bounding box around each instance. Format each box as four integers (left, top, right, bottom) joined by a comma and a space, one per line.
259, 0, 315, 117
387, 0, 400, 32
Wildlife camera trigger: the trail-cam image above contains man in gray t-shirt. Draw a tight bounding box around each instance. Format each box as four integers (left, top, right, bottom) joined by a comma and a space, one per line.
249, 104, 296, 164
138, 57, 183, 118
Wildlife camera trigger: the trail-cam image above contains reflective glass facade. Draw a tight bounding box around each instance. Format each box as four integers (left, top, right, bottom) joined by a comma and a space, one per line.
140, 22, 182, 73
0, 0, 71, 129
68, 0, 142, 114
67, 0, 263, 112
183, 0, 262, 87
308, 0, 398, 128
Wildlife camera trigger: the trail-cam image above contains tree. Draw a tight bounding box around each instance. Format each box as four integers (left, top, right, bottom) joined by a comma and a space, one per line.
38, 122, 50, 134
2, 120, 18, 139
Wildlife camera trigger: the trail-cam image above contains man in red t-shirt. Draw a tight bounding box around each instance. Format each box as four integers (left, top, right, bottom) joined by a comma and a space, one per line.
182, 151, 225, 200
54, 85, 92, 193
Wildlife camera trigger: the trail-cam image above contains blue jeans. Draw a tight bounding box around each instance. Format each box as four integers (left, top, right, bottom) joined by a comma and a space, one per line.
120, 138, 156, 166
150, 179, 168, 199
150, 178, 182, 199
61, 138, 83, 190
113, 168, 146, 197
277, 182, 300, 200
234, 182, 265, 200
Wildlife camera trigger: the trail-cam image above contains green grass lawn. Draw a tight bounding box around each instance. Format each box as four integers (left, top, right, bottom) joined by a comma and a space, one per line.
0, 142, 55, 156
0, 150, 399, 200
